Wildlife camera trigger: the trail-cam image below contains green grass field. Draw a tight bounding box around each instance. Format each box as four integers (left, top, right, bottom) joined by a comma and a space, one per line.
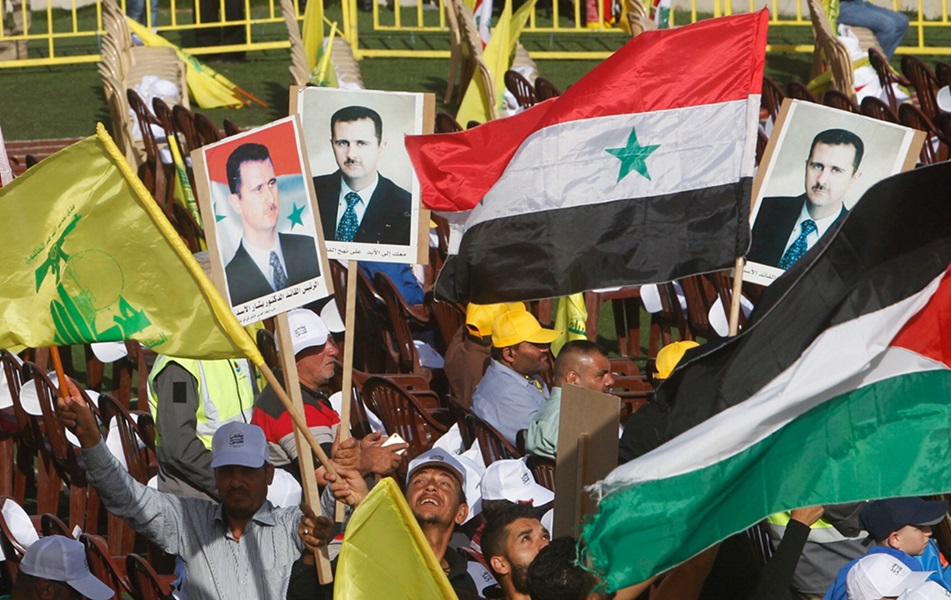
0, 4, 947, 141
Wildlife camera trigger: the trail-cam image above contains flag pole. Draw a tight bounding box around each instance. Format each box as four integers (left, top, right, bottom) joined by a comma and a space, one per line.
334, 262, 359, 522
49, 346, 69, 402
274, 313, 334, 584
727, 256, 745, 337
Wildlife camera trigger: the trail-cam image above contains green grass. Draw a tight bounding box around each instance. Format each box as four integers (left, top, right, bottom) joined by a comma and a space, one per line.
0, 4, 948, 140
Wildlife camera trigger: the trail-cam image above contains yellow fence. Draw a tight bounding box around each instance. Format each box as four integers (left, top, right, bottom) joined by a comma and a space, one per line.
0, 0, 949, 68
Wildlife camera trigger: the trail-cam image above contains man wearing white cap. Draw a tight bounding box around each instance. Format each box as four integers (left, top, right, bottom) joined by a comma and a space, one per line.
479, 459, 554, 517
900, 581, 951, 600
11, 536, 113, 600
308, 448, 479, 598
252, 308, 406, 485
58, 382, 333, 600
472, 310, 560, 445
825, 497, 950, 600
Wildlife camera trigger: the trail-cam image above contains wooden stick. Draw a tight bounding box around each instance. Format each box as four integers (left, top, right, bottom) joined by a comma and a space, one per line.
274, 313, 333, 584
49, 346, 68, 400
574, 433, 590, 528
338, 263, 359, 445
335, 262, 359, 522
728, 256, 745, 337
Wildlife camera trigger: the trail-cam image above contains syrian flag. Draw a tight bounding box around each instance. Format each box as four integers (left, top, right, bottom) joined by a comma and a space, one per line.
580, 162, 951, 592
405, 11, 768, 304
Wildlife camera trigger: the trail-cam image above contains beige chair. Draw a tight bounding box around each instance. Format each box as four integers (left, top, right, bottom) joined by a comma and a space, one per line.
279, 0, 310, 87
806, 0, 857, 102
625, 0, 656, 38
451, 0, 498, 120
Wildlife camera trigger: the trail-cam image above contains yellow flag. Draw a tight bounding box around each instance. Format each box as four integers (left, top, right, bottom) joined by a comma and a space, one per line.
126, 18, 245, 109
0, 125, 261, 364
334, 478, 458, 600
309, 24, 339, 88
551, 292, 588, 356
301, 0, 324, 73
455, 0, 536, 125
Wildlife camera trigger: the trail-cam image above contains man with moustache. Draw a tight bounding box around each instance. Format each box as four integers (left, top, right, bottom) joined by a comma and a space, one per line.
312, 105, 413, 245
224, 143, 321, 306
252, 308, 405, 485
472, 309, 560, 446
748, 129, 864, 270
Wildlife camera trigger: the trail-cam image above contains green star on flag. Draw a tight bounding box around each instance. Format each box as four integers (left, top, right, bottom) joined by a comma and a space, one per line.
606, 127, 660, 182
287, 202, 305, 229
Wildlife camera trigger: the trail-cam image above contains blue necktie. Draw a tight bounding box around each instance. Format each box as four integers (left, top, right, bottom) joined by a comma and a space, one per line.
269, 251, 287, 290
778, 219, 817, 269
336, 192, 361, 242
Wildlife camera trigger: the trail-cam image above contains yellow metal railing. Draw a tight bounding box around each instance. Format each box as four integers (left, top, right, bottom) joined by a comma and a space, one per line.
0, 0, 949, 68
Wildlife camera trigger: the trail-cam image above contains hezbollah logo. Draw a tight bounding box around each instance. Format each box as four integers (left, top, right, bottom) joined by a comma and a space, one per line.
34, 214, 152, 346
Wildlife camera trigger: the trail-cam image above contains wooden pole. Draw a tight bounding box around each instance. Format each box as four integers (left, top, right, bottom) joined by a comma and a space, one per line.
337, 263, 359, 446
274, 313, 334, 583
334, 262, 359, 522
49, 346, 68, 400
728, 256, 745, 337
574, 433, 590, 527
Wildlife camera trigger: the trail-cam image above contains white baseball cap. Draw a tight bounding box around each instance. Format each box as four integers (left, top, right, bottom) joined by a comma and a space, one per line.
406, 448, 467, 490
937, 86, 951, 114
210, 422, 269, 469
846, 554, 934, 600
20, 536, 114, 600
899, 581, 951, 600
287, 309, 331, 357
480, 459, 554, 507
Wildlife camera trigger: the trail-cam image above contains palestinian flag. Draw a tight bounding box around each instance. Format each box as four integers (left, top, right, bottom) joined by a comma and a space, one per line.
405, 11, 768, 304
580, 162, 951, 591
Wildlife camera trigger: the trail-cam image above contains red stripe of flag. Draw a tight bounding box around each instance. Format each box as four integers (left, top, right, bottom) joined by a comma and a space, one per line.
405, 10, 769, 212
891, 266, 951, 368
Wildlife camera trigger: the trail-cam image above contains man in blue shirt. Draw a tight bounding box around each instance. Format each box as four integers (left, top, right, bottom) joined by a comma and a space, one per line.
472, 310, 559, 446
825, 497, 950, 600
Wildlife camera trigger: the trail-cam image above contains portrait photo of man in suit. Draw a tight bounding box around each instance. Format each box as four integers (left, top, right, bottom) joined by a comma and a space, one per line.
748, 128, 864, 270
312, 105, 413, 246
224, 143, 321, 306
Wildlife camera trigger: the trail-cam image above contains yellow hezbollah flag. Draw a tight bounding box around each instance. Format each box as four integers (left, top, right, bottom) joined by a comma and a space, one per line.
126, 18, 245, 109
0, 125, 261, 364
456, 0, 536, 125
334, 478, 458, 600
551, 292, 587, 356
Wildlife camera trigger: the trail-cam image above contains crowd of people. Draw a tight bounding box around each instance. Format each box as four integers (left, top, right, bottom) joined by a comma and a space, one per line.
14, 290, 938, 600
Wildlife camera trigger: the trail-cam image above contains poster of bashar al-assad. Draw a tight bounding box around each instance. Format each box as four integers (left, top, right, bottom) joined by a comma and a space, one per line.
191, 115, 332, 325
743, 99, 923, 287
295, 87, 432, 264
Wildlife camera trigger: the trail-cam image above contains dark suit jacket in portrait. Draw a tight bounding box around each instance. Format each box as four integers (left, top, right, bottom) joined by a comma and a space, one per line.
225, 232, 321, 306
312, 171, 413, 245
747, 194, 848, 268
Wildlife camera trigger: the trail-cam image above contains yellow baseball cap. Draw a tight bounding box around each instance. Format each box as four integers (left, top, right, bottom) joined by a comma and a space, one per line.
491, 310, 560, 348
654, 340, 700, 379
465, 302, 526, 338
